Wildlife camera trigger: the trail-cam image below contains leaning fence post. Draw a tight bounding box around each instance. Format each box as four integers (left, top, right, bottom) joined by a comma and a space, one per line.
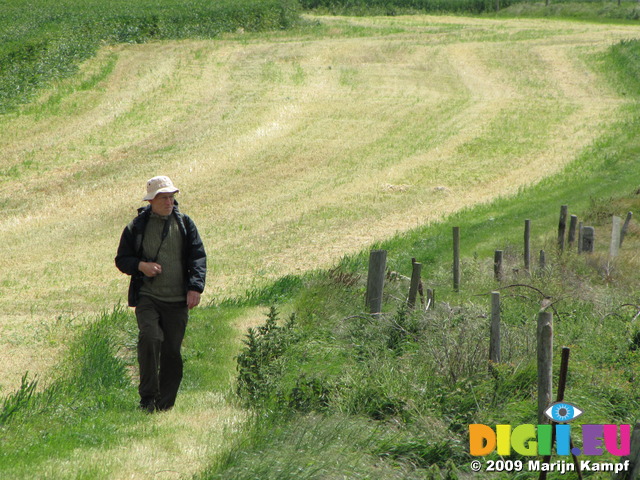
489, 292, 501, 366
558, 205, 568, 252
620, 211, 633, 247
610, 216, 622, 259
537, 309, 553, 424
408, 261, 422, 310
453, 226, 460, 292
494, 250, 503, 282
524, 219, 531, 272
366, 250, 387, 315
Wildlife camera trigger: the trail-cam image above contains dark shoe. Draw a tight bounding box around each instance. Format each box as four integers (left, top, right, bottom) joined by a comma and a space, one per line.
139, 399, 156, 413
155, 402, 174, 412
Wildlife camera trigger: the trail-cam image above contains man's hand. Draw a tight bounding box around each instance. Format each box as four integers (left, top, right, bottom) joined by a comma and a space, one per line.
187, 290, 201, 310
139, 261, 162, 278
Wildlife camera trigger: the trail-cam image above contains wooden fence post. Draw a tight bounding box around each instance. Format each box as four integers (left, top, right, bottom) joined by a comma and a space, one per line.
453, 226, 460, 292
610, 216, 622, 258
524, 219, 531, 272
581, 227, 595, 253
408, 261, 422, 310
427, 288, 434, 310
489, 292, 501, 366
568, 215, 578, 248
537, 309, 553, 424
578, 221, 584, 254
540, 347, 583, 480
558, 205, 568, 252
494, 250, 503, 282
620, 211, 633, 247
539, 250, 546, 270
365, 250, 387, 315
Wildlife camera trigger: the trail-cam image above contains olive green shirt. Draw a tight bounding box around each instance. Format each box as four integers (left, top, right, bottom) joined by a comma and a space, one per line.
139, 213, 186, 303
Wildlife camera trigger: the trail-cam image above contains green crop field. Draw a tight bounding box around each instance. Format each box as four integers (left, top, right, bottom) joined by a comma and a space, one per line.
1, 2, 640, 478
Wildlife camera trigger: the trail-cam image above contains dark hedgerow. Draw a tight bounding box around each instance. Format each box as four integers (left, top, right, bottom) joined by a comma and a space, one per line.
299, 0, 511, 15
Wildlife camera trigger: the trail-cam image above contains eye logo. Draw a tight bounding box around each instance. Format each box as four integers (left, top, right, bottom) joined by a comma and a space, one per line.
544, 402, 583, 423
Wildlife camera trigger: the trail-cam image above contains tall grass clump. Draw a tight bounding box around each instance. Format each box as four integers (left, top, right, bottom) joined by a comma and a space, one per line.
0, 306, 140, 478
606, 39, 640, 96
0, 0, 301, 113
0, 373, 38, 427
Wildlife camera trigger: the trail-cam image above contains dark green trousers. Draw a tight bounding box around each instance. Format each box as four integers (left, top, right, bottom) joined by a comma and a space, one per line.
135, 295, 188, 410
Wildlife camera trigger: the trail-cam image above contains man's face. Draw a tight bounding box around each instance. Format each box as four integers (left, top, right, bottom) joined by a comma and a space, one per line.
149, 193, 175, 216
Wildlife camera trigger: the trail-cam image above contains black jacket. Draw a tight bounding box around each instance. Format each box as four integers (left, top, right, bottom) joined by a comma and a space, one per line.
115, 203, 207, 307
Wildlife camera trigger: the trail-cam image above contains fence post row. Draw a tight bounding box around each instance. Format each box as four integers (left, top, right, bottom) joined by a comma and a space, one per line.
365, 249, 387, 315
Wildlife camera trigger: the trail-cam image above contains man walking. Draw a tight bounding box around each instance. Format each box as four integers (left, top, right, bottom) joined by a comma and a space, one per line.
115, 176, 206, 412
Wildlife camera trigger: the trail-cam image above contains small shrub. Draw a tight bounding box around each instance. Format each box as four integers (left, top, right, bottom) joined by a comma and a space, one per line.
236, 306, 299, 405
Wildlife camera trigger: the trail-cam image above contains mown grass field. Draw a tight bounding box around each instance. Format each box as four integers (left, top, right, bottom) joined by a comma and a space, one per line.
2, 5, 640, 479
1, 14, 638, 393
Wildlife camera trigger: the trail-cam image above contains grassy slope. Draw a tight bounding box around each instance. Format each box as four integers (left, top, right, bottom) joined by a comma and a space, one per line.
1, 10, 640, 476
202, 38, 640, 480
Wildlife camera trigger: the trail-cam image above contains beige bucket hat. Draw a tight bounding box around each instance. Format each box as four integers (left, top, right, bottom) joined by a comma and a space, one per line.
143, 175, 179, 201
